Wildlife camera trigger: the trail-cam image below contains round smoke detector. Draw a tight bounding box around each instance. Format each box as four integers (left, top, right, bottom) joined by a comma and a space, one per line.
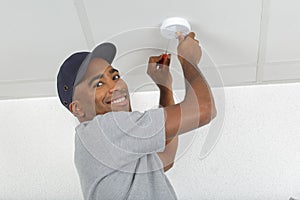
160, 17, 191, 39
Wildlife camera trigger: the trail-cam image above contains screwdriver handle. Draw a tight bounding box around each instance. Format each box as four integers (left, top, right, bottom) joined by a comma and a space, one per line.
158, 53, 168, 65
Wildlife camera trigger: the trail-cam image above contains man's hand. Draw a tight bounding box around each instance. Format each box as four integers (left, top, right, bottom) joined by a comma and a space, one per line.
147, 54, 172, 91
177, 32, 202, 65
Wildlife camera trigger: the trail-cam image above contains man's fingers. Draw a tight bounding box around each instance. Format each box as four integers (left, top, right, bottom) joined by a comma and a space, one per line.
164, 54, 171, 67
177, 32, 198, 44
187, 32, 195, 39
148, 55, 162, 63
147, 63, 156, 75
149, 54, 171, 65
147, 55, 161, 74
177, 32, 184, 43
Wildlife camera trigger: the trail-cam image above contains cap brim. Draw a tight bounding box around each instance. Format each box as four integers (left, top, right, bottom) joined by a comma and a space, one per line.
74, 42, 116, 86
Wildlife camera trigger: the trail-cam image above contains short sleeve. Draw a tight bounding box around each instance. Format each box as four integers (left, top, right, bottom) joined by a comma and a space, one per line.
75, 108, 166, 170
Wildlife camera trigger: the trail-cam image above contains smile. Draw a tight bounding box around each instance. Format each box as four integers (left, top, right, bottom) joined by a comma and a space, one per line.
107, 94, 129, 106
111, 96, 126, 105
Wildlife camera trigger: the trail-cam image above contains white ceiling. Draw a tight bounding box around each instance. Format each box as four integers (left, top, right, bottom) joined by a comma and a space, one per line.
0, 0, 299, 99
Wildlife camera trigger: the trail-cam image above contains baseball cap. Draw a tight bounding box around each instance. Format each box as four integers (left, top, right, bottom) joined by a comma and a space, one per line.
57, 42, 117, 110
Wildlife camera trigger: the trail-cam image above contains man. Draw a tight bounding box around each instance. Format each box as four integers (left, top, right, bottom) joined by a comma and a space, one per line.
57, 32, 216, 200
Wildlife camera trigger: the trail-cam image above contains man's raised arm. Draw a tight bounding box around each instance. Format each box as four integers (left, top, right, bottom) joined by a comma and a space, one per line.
147, 53, 178, 172
163, 32, 217, 140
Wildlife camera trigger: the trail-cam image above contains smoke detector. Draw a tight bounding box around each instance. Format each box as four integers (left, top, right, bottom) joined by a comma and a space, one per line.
160, 17, 191, 39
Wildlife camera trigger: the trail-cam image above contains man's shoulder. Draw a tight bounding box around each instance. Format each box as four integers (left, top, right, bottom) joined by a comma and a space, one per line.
75, 108, 165, 135
93, 109, 164, 122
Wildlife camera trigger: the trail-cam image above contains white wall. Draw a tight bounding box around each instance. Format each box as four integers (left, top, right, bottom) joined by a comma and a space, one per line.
0, 82, 300, 200
168, 83, 300, 200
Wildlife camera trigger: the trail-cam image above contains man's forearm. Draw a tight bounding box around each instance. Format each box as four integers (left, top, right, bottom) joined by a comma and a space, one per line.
158, 86, 175, 107
160, 137, 178, 171
181, 58, 216, 126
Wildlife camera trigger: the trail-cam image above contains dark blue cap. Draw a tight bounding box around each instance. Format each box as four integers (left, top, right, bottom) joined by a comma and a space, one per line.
57, 43, 116, 110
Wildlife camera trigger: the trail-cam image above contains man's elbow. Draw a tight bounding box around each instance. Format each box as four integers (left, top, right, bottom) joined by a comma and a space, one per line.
164, 162, 174, 172
199, 102, 217, 126
210, 103, 217, 119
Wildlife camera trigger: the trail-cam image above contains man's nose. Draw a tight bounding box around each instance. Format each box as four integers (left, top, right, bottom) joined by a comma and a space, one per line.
107, 79, 120, 93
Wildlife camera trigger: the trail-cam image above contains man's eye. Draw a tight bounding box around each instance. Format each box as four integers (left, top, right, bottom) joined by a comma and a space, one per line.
113, 75, 120, 80
96, 82, 103, 87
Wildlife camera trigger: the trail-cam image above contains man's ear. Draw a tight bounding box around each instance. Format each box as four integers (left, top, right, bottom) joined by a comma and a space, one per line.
69, 100, 85, 118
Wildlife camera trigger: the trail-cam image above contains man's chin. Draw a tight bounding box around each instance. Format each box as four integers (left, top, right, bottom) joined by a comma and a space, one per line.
110, 105, 131, 112
109, 99, 131, 112
95, 100, 131, 115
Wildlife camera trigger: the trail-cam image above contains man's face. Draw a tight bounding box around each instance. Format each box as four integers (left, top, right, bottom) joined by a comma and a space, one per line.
74, 58, 131, 118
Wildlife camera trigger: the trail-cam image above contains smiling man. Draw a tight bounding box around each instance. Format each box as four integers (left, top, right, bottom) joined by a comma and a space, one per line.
57, 32, 216, 200
71, 57, 131, 118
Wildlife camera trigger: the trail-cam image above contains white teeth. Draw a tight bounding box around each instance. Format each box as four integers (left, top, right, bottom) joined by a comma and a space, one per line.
111, 97, 125, 105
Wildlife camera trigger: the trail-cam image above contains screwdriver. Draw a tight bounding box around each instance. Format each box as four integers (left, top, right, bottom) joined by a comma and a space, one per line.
158, 39, 170, 65
158, 53, 168, 65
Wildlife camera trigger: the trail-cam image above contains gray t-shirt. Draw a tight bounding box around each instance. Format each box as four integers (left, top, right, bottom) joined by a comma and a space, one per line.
74, 108, 178, 200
